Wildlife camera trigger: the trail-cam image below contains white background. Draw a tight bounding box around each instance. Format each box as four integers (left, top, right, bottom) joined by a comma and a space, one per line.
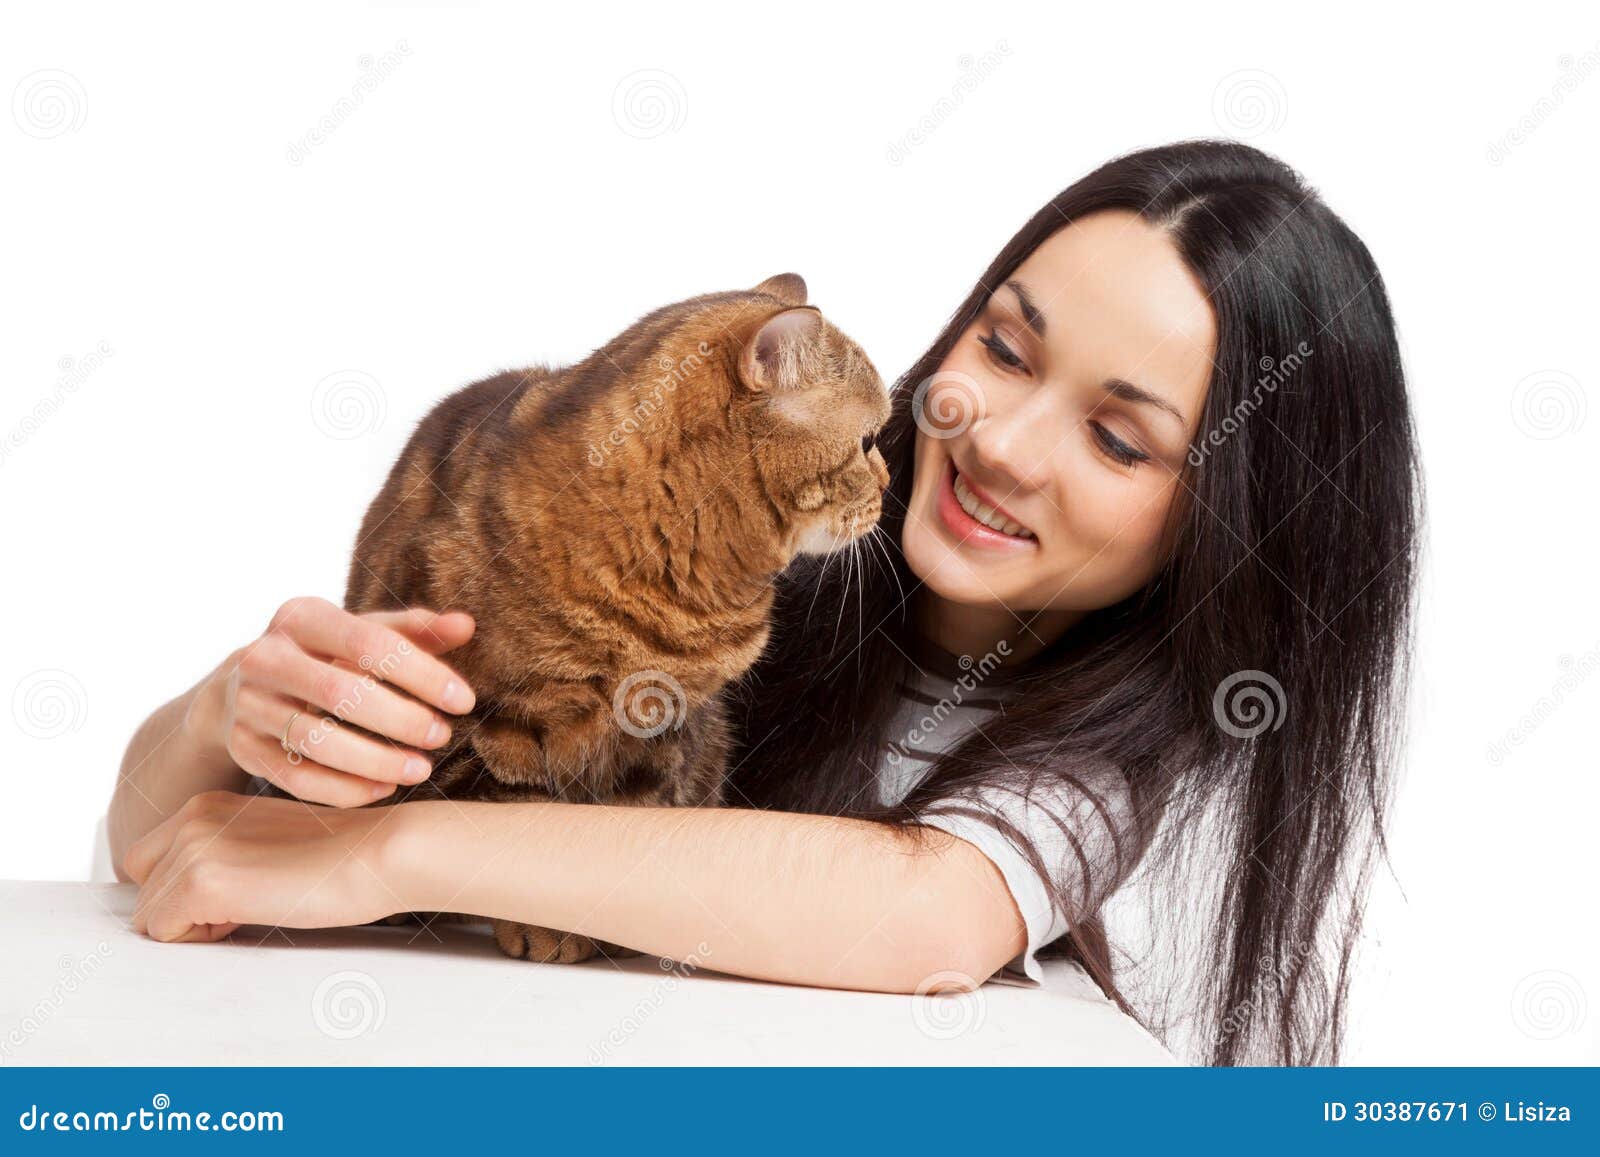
2, 1, 1596, 1065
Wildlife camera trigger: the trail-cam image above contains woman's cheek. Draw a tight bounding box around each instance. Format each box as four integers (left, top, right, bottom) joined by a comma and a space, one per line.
1045, 467, 1170, 598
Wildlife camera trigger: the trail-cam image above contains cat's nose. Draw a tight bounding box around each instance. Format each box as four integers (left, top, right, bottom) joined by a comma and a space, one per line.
868, 449, 890, 490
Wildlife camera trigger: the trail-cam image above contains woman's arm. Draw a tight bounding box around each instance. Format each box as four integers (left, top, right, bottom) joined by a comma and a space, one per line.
107, 599, 479, 877
123, 791, 1029, 993
106, 658, 248, 879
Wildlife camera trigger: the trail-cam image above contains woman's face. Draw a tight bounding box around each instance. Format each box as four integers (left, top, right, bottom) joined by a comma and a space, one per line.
903, 209, 1217, 615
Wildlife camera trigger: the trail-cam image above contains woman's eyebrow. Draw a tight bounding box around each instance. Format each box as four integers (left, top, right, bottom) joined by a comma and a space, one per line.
1005, 279, 1046, 337
1104, 377, 1186, 427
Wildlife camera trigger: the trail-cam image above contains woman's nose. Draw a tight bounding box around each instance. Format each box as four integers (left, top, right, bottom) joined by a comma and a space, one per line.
968, 410, 1038, 492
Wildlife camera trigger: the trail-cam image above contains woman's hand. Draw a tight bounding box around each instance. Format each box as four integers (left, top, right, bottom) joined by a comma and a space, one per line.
125, 790, 410, 942
200, 597, 478, 807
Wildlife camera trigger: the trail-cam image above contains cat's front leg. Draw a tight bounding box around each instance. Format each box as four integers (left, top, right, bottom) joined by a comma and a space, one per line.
491, 920, 637, 964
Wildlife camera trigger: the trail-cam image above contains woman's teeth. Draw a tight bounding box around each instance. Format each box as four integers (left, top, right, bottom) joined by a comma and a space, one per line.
953, 470, 1035, 539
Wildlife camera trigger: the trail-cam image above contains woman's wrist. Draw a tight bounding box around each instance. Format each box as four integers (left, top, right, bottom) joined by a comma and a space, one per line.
381, 799, 477, 915
179, 650, 236, 771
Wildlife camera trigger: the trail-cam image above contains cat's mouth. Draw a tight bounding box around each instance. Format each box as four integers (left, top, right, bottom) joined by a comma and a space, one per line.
792, 505, 883, 557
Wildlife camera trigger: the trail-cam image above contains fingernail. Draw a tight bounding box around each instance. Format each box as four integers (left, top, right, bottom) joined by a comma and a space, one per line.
370, 781, 395, 801
426, 719, 450, 747
404, 756, 432, 783
442, 680, 474, 714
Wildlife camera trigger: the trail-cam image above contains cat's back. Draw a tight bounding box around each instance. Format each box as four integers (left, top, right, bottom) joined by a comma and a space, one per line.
345, 368, 553, 609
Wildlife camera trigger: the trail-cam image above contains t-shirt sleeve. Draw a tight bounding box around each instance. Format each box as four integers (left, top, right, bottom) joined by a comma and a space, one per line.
916, 757, 1144, 987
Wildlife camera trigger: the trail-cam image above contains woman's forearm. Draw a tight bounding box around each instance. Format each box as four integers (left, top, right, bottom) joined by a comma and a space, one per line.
391, 799, 1027, 993
108, 654, 245, 877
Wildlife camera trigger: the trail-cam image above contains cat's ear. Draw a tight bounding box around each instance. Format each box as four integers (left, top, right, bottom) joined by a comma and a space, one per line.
752, 273, 808, 306
739, 306, 823, 392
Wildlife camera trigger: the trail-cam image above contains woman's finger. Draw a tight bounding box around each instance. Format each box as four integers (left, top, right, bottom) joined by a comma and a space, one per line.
240, 631, 452, 752
123, 791, 240, 884
363, 607, 477, 656
230, 725, 396, 807
267, 597, 475, 715
235, 686, 431, 789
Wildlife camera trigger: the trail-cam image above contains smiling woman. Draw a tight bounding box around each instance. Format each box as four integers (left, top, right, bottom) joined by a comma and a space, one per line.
109, 140, 1421, 1068
732, 140, 1423, 1065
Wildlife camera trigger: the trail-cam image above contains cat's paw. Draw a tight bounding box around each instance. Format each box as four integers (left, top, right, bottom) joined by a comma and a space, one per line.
492, 919, 600, 964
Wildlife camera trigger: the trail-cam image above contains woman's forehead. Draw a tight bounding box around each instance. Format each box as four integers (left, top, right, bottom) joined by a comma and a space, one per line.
1005, 210, 1216, 432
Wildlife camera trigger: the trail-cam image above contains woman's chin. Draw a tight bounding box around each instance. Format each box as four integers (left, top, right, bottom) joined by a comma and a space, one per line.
902, 520, 1018, 606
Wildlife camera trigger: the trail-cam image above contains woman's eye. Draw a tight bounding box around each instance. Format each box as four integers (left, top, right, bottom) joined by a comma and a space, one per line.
1090, 421, 1149, 467
978, 330, 1025, 372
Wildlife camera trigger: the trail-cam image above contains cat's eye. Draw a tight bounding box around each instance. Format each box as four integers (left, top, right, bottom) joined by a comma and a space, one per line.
860, 433, 876, 455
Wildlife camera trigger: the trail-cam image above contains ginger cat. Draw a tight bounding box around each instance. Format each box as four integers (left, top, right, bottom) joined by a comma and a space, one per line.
344, 274, 890, 963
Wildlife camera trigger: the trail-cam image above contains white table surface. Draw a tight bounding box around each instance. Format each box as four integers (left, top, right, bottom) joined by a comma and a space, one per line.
1, 881, 1176, 1066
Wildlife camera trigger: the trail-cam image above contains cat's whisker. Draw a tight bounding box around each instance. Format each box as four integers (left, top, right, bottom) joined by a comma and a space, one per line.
868, 523, 905, 607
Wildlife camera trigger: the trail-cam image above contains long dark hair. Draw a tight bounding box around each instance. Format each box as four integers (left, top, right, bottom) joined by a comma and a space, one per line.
727, 140, 1422, 1065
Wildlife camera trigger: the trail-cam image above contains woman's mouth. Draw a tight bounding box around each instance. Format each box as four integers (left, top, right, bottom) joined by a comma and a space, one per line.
936, 460, 1038, 550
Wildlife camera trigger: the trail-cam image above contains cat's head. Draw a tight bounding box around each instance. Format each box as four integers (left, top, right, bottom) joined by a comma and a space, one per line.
725, 274, 892, 559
